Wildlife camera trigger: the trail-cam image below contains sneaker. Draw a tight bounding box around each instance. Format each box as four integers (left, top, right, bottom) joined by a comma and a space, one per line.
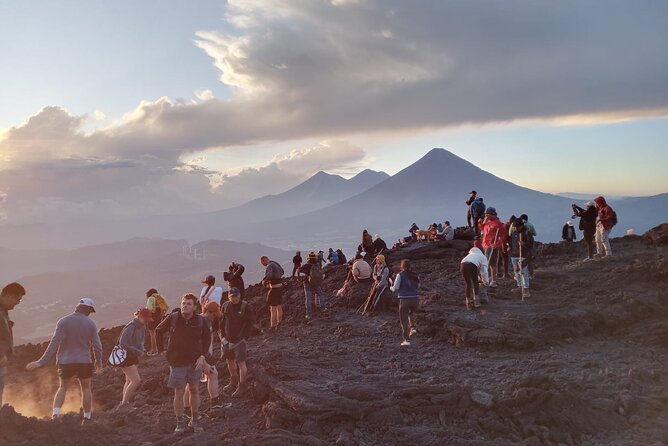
147, 351, 159, 357
400, 340, 411, 347
305, 315, 311, 322
188, 419, 204, 433
200, 373, 208, 383
489, 281, 498, 288
210, 397, 231, 410
409, 327, 417, 337
582, 257, 593, 262
80, 417, 93, 427
174, 420, 186, 434
232, 382, 248, 398
473, 299, 481, 308
223, 376, 239, 393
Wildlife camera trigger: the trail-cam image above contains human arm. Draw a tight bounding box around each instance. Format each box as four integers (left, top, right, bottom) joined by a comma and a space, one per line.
92, 328, 103, 370
198, 317, 213, 368
119, 324, 142, 356
390, 273, 401, 293
34, 319, 66, 367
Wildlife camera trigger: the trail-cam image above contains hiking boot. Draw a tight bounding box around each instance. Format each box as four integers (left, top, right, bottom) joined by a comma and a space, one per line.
523, 290, 531, 298
174, 420, 186, 434
147, 350, 159, 357
473, 299, 481, 308
409, 327, 417, 337
400, 340, 411, 347
188, 419, 204, 433
232, 382, 248, 398
210, 397, 231, 410
223, 376, 239, 393
582, 257, 593, 262
80, 417, 93, 427
305, 315, 312, 322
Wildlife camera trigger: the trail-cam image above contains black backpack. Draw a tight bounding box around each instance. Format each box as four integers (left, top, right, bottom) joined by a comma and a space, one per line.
308, 262, 324, 286
610, 210, 618, 227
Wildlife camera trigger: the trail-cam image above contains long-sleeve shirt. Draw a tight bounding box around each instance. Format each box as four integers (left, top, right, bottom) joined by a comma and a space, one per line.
155, 312, 211, 367
0, 308, 14, 360
119, 318, 146, 357
200, 286, 223, 306
461, 248, 490, 285
352, 259, 372, 280
372, 263, 390, 287
36, 312, 103, 367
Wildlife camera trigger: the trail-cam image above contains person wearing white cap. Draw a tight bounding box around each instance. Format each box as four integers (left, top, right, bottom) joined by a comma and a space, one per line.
26, 297, 103, 425
562, 221, 577, 243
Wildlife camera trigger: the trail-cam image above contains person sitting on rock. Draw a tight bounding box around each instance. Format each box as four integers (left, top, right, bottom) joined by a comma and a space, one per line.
327, 248, 339, 265
351, 254, 372, 284
389, 260, 420, 347
362, 229, 375, 256
460, 247, 490, 309
220, 287, 255, 398
363, 254, 391, 315
409, 223, 419, 240
438, 221, 455, 241
335, 249, 347, 265
372, 234, 388, 255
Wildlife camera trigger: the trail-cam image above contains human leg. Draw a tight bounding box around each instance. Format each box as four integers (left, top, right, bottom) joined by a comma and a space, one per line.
121, 364, 141, 404
304, 285, 314, 317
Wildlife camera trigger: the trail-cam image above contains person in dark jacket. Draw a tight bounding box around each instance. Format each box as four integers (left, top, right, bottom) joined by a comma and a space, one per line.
299, 252, 328, 320
572, 202, 597, 261
509, 220, 532, 297
466, 190, 477, 228
372, 235, 388, 255
261, 256, 284, 330
291, 252, 302, 278
220, 287, 256, 397
336, 249, 347, 265
0, 282, 26, 407
362, 229, 375, 255
389, 260, 420, 346
224, 263, 245, 298
117, 308, 152, 408
562, 221, 577, 243
155, 294, 212, 434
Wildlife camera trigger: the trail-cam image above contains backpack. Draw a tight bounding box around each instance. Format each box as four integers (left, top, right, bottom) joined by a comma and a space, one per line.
471, 199, 486, 217
610, 210, 618, 227
268, 261, 284, 280
221, 301, 260, 339
308, 262, 324, 286
155, 295, 169, 313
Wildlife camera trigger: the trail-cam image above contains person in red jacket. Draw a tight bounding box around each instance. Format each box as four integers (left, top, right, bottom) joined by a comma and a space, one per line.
479, 207, 506, 287
594, 196, 614, 257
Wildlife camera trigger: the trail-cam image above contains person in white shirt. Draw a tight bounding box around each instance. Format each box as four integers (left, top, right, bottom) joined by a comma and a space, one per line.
200, 275, 223, 308
460, 247, 489, 309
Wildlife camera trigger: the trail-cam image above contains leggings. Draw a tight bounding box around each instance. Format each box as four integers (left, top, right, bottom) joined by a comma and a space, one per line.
460, 262, 479, 300
583, 230, 595, 259
399, 297, 419, 342
498, 251, 510, 277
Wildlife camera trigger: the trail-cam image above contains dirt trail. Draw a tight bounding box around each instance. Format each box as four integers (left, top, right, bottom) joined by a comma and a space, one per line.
2, 227, 668, 445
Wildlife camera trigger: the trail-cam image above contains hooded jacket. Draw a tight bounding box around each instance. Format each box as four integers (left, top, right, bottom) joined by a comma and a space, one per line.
594, 196, 615, 230
461, 247, 490, 285
480, 216, 507, 249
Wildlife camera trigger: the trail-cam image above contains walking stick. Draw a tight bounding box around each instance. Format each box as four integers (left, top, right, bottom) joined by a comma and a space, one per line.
519, 232, 526, 301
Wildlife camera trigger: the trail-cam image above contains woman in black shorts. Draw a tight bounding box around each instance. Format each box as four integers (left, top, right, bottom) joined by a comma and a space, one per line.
117, 308, 153, 408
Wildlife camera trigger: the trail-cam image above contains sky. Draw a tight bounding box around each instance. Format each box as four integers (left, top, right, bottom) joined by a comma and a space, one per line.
0, 0, 667, 225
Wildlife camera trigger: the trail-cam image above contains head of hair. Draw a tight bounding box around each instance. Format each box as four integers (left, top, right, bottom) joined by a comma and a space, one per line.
400, 259, 419, 284
145, 288, 158, 298
1, 282, 26, 297
444, 221, 450, 226
520, 214, 528, 221
182, 293, 198, 304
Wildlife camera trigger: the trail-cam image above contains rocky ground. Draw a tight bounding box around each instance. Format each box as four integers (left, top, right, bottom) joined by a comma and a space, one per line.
2, 225, 667, 445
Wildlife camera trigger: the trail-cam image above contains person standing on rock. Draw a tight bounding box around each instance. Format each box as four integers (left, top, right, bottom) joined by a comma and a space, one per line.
470, 197, 486, 236
261, 256, 285, 330
466, 191, 477, 228
389, 260, 420, 346
198, 301, 226, 411
479, 207, 506, 288
460, 247, 489, 309
220, 287, 255, 397
299, 252, 328, 321
26, 297, 103, 425
594, 196, 615, 258
224, 262, 246, 298
116, 308, 152, 410
572, 202, 598, 261
146, 288, 167, 356
292, 251, 303, 278
0, 282, 26, 407
155, 293, 212, 433
509, 220, 533, 297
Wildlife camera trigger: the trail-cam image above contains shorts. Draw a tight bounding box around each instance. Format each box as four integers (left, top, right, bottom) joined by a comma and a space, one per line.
484, 248, 499, 265
167, 364, 202, 389
58, 363, 94, 380
267, 287, 284, 307
120, 351, 139, 368
222, 340, 247, 363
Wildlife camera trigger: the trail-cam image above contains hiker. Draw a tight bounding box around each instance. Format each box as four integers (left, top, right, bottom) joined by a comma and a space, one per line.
199, 302, 226, 410
200, 275, 223, 308
299, 252, 328, 321
363, 255, 391, 315
292, 251, 302, 277
510, 215, 537, 276
317, 251, 325, 267
116, 308, 153, 409
155, 293, 212, 434
224, 263, 245, 297
437, 221, 454, 241
460, 247, 490, 309
0, 282, 26, 407
562, 221, 577, 243
498, 216, 516, 279
350, 254, 372, 283
594, 196, 615, 258
572, 202, 597, 261
260, 256, 284, 330
466, 191, 477, 228
336, 249, 347, 265
362, 230, 375, 256
509, 220, 533, 297
389, 260, 420, 346
220, 287, 255, 397
26, 298, 103, 425
409, 223, 419, 240
480, 207, 506, 288
146, 288, 168, 356
470, 197, 486, 236
327, 248, 339, 265
373, 235, 388, 255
